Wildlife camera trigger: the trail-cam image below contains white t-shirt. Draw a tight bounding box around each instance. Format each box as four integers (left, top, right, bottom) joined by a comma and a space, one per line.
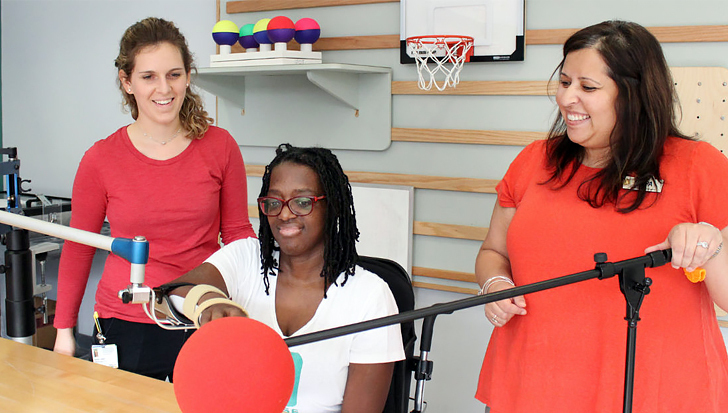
205, 238, 405, 413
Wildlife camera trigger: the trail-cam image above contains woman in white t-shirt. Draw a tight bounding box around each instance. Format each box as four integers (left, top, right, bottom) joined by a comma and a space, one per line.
168, 144, 405, 413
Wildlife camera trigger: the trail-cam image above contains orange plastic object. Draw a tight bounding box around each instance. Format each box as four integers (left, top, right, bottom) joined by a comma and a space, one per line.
684, 268, 706, 283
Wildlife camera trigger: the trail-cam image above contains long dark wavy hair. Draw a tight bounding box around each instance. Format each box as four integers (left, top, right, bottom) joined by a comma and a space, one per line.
545, 20, 690, 213
258, 144, 360, 295
114, 17, 213, 138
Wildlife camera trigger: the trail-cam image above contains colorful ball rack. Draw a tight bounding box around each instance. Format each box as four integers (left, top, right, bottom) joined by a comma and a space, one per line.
211, 17, 322, 67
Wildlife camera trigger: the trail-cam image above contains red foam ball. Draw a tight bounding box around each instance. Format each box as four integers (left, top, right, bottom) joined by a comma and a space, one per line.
173, 317, 295, 413
268, 16, 295, 30
295, 17, 320, 31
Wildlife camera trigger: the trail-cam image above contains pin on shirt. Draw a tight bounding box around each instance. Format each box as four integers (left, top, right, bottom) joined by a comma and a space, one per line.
622, 176, 664, 193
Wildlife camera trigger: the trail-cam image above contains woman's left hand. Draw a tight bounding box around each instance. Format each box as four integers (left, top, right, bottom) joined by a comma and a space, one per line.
645, 222, 723, 272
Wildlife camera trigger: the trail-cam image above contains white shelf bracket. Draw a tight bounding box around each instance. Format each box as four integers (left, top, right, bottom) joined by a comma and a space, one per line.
194, 75, 246, 108
307, 71, 360, 111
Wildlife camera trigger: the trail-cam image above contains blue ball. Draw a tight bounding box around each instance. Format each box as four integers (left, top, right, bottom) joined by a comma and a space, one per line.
253, 19, 273, 44
253, 30, 272, 45
294, 28, 321, 45
212, 32, 239, 46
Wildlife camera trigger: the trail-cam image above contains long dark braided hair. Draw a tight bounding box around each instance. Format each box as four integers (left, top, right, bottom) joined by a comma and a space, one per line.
258, 144, 360, 295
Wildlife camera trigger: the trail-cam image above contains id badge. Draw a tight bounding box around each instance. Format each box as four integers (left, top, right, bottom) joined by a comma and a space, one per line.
91, 344, 119, 368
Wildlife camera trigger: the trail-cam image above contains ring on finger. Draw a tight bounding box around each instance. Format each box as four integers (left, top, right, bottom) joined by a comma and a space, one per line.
697, 241, 709, 249
491, 315, 498, 324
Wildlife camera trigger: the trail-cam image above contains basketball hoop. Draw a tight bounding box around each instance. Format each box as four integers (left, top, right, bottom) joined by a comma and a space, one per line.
406, 35, 474, 91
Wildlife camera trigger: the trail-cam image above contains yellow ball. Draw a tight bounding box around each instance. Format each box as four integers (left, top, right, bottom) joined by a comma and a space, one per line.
253, 18, 272, 34
212, 20, 239, 34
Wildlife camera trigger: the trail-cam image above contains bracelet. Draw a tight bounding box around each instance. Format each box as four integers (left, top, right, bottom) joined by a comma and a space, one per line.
711, 241, 723, 260
478, 276, 515, 295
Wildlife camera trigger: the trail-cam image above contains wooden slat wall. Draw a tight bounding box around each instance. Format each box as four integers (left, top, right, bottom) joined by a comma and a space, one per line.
222, 1, 728, 296
229, 24, 728, 57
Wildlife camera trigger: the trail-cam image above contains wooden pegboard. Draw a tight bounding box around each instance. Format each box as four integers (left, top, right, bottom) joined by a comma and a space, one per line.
672, 67, 728, 154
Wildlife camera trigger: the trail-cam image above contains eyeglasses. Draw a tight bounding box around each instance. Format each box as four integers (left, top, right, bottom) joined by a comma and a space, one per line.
257, 195, 326, 217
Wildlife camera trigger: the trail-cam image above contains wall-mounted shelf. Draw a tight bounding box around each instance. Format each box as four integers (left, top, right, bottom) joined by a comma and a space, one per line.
195, 64, 392, 150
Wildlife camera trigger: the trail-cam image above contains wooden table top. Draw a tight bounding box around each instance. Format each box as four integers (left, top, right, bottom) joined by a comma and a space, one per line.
0, 338, 182, 412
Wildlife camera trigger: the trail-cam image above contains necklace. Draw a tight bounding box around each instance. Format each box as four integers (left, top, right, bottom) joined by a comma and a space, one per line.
141, 127, 182, 145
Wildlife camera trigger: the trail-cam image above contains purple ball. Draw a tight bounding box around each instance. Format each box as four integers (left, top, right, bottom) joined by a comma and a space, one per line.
268, 28, 296, 43
239, 35, 259, 49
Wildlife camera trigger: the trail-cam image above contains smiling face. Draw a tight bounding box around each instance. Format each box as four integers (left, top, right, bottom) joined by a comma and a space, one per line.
266, 162, 327, 260
120, 42, 190, 128
556, 47, 620, 167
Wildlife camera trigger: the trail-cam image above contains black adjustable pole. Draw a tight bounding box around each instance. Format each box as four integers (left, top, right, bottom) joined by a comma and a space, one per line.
283, 249, 672, 413
284, 249, 672, 348
286, 262, 606, 347
615, 256, 653, 413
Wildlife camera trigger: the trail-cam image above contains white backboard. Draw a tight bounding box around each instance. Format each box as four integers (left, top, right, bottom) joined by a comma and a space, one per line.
401, 0, 525, 63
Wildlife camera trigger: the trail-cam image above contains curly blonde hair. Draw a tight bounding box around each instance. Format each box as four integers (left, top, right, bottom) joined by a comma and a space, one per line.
115, 17, 213, 138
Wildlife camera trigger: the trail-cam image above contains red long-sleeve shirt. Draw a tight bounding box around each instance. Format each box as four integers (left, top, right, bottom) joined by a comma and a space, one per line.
53, 125, 255, 328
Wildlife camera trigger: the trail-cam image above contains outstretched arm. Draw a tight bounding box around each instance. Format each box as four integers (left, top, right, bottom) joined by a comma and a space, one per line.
165, 263, 247, 325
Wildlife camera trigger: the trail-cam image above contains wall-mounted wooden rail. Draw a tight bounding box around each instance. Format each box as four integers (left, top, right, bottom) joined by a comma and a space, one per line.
412, 281, 478, 295
316, 35, 400, 51
413, 266, 476, 283
392, 128, 544, 146
230, 35, 399, 53
526, 25, 728, 45
392, 81, 553, 96
414, 222, 486, 241
228, 0, 399, 13
311, 26, 728, 49
246, 165, 499, 193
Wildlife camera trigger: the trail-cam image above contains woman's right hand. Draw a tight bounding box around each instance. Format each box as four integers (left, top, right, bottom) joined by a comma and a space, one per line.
53, 327, 77, 357
484, 281, 527, 327
198, 302, 248, 326
476, 202, 526, 327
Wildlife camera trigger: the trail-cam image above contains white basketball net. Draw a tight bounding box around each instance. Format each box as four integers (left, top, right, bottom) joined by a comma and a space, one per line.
406, 36, 474, 91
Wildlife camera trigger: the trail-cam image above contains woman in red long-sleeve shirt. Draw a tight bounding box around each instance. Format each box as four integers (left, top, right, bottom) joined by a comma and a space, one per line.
52, 17, 255, 381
